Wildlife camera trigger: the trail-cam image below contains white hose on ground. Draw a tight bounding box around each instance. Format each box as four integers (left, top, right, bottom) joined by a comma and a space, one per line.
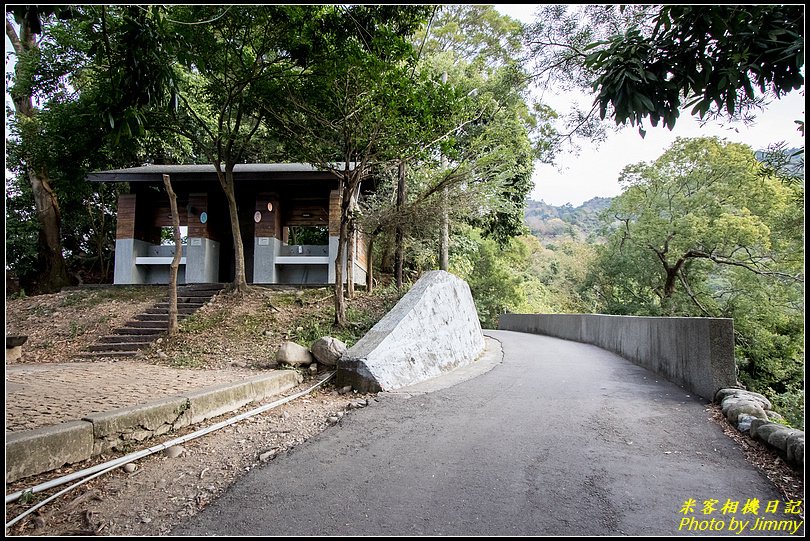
5, 371, 337, 529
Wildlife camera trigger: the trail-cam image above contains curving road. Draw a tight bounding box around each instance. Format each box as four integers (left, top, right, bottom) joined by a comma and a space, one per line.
174, 330, 800, 536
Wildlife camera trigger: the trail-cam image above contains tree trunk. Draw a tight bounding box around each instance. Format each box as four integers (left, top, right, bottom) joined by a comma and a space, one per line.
439, 186, 449, 271
439, 155, 449, 272
366, 235, 375, 294
395, 160, 406, 290
663, 268, 678, 299
7, 17, 72, 293
217, 167, 247, 294
347, 221, 356, 299
333, 177, 352, 328
163, 174, 182, 335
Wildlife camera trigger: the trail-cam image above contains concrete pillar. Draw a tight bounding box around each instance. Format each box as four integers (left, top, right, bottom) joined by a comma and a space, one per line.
253, 193, 281, 284
113, 194, 148, 284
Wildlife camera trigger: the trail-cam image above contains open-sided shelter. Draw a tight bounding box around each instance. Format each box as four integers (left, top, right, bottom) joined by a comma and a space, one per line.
88, 164, 370, 286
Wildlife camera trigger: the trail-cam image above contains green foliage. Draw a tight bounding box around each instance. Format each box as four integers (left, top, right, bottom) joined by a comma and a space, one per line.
583, 5, 804, 132
452, 227, 554, 328
181, 310, 228, 333
288, 287, 404, 347
5, 6, 197, 287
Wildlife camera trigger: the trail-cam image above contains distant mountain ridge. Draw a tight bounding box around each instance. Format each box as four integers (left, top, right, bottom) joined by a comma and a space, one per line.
524, 196, 612, 243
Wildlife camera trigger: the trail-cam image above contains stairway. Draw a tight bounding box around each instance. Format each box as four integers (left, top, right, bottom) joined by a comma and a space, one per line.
79, 283, 225, 359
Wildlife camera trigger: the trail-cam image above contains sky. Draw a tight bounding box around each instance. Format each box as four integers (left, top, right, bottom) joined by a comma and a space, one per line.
494, 4, 806, 206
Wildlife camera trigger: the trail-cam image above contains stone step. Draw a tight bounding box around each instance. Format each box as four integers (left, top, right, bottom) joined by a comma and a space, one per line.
97, 334, 157, 343
114, 327, 166, 336
87, 342, 151, 352
123, 320, 170, 329
153, 301, 207, 309
77, 350, 140, 358
177, 283, 225, 290
144, 306, 200, 315
134, 313, 189, 322
162, 294, 219, 302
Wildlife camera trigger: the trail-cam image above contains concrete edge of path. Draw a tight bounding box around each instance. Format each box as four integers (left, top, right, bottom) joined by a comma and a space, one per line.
387, 335, 503, 397
5, 370, 303, 484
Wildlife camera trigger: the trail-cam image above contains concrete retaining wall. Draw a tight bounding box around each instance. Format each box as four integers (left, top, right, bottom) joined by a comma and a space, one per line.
337, 270, 485, 392
498, 313, 736, 401
5, 371, 301, 483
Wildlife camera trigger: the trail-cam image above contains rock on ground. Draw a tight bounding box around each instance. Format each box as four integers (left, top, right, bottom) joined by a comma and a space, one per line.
276, 342, 314, 367
310, 337, 347, 367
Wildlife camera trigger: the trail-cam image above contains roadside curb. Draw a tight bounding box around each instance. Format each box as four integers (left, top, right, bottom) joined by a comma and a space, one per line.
5, 370, 302, 484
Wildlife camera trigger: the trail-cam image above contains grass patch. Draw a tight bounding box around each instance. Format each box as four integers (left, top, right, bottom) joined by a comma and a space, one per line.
58, 292, 85, 307
68, 321, 87, 338
180, 310, 227, 333
287, 287, 403, 348
236, 313, 270, 337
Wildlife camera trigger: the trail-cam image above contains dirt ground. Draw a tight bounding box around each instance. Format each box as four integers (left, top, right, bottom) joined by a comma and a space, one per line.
5, 379, 378, 536
4, 285, 803, 535
4, 284, 396, 535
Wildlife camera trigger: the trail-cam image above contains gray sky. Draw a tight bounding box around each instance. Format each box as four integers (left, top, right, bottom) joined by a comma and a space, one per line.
495, 4, 806, 206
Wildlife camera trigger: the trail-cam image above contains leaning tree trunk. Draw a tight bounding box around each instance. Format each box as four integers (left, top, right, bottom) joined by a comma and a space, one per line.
333, 179, 350, 328
29, 166, 73, 293
439, 155, 449, 272
346, 185, 360, 299
217, 166, 247, 294
439, 186, 450, 271
7, 17, 72, 293
395, 160, 407, 290
163, 174, 182, 335
346, 222, 356, 299
366, 235, 375, 294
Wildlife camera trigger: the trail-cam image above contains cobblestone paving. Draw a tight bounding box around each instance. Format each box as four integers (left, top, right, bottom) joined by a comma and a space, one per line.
5, 361, 261, 432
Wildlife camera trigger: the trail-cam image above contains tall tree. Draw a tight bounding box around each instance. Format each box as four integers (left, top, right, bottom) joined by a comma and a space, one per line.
160, 5, 313, 294
5, 6, 196, 290
267, 5, 432, 326
6, 7, 73, 292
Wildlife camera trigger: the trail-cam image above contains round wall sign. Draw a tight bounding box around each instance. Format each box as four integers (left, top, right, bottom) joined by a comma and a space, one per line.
267, 202, 274, 212
199, 211, 208, 224
254, 211, 262, 223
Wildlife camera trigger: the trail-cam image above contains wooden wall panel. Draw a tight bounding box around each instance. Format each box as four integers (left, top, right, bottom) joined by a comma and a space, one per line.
116, 194, 137, 239
283, 204, 329, 227
187, 193, 209, 238
150, 200, 189, 227
254, 193, 281, 238
328, 190, 341, 235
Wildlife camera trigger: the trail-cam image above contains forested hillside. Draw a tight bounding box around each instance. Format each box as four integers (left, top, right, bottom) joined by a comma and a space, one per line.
524, 197, 612, 243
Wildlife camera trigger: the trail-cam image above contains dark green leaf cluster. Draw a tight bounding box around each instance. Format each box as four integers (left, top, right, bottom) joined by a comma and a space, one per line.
584, 5, 804, 133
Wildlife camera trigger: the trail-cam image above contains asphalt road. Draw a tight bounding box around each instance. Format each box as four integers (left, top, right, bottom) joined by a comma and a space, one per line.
175, 330, 800, 536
